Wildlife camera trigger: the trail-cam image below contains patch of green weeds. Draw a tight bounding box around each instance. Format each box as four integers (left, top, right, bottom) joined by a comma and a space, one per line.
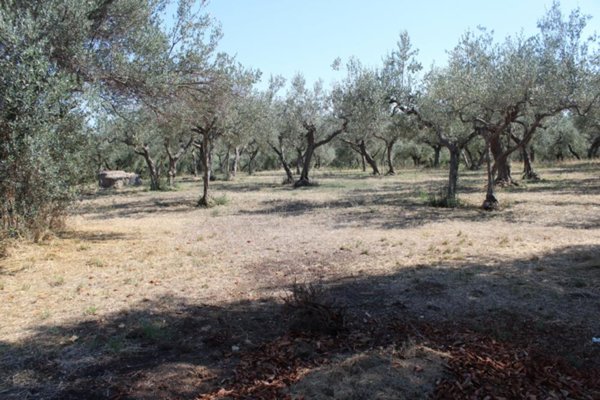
140, 320, 171, 342
86, 258, 106, 268
84, 306, 98, 316
423, 188, 462, 208
39, 310, 51, 320
106, 336, 126, 353
49, 276, 65, 287
212, 194, 229, 206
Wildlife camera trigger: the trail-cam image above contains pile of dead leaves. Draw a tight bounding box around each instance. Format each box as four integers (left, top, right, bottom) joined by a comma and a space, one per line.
197, 321, 599, 399
431, 331, 600, 399
198, 335, 336, 400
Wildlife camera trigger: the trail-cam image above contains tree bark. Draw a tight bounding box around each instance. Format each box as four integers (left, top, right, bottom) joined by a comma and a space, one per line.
165, 137, 193, 187
167, 159, 177, 187
588, 136, 600, 158
411, 154, 421, 167
195, 133, 211, 207
296, 136, 314, 186
295, 149, 303, 175
232, 146, 241, 177
490, 134, 514, 186
191, 118, 219, 206
482, 139, 499, 210
446, 145, 460, 203
567, 144, 581, 160
521, 146, 539, 181
295, 119, 347, 187
432, 144, 441, 168
136, 145, 161, 191
269, 141, 294, 184
510, 133, 539, 181
342, 138, 380, 175
385, 140, 397, 175
360, 140, 380, 175
462, 148, 473, 170
247, 147, 259, 175
462, 146, 485, 170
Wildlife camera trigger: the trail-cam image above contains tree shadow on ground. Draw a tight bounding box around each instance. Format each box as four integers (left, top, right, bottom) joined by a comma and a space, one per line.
79, 187, 151, 200
210, 180, 293, 193
1, 245, 598, 399
237, 189, 506, 230
74, 196, 199, 220
56, 230, 132, 242
511, 177, 600, 195
541, 162, 599, 174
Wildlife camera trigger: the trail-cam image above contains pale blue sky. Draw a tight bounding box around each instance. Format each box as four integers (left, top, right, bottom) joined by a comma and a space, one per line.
202, 0, 599, 88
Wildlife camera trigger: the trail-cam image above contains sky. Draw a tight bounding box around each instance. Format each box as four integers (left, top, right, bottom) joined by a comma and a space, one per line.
202, 0, 600, 89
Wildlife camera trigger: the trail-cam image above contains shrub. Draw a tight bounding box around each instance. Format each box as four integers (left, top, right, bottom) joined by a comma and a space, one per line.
283, 282, 345, 336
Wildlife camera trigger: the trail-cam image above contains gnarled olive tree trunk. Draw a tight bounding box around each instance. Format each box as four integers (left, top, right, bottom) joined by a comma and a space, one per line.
232, 146, 241, 178
490, 134, 514, 186
165, 137, 194, 187
430, 144, 442, 168
588, 136, 600, 158
193, 133, 212, 207
295, 119, 348, 187
521, 145, 539, 181
510, 133, 539, 181
246, 146, 259, 175
135, 144, 161, 191
446, 145, 460, 203
482, 139, 499, 210
342, 138, 380, 175
269, 141, 294, 184
384, 139, 397, 175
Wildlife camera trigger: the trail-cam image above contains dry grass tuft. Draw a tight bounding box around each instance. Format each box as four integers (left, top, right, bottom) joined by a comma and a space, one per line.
283, 282, 345, 336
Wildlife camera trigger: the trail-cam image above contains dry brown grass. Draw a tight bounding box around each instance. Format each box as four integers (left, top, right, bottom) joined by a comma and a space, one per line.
1, 161, 599, 398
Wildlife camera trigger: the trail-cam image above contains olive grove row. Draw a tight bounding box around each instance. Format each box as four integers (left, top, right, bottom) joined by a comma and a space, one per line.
1, 0, 599, 239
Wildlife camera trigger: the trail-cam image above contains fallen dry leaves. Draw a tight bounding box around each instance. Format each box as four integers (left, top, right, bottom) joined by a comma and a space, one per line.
198, 335, 333, 400
194, 323, 599, 400
427, 328, 600, 400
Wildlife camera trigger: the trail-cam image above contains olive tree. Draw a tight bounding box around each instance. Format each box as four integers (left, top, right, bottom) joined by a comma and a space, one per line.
380, 31, 424, 174
333, 59, 385, 175
395, 62, 480, 205
0, 0, 172, 237
183, 59, 258, 205
284, 74, 348, 187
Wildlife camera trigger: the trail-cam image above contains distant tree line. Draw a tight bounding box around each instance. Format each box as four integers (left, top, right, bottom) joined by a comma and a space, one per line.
1, 0, 599, 240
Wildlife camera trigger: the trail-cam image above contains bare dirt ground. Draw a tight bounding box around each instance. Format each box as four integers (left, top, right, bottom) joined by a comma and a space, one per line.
1, 161, 599, 399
